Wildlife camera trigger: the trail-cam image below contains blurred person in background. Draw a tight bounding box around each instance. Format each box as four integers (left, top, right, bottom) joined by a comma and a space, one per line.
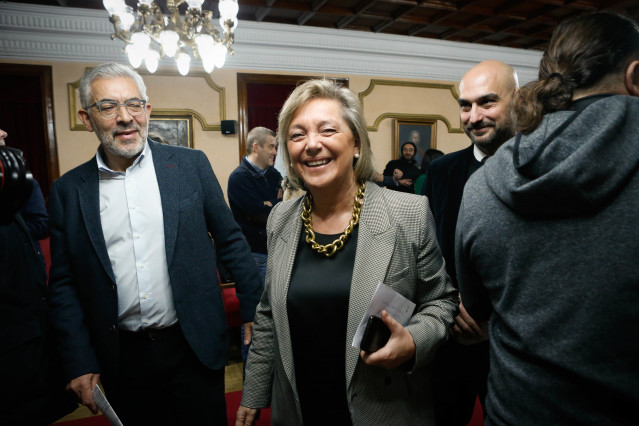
228, 126, 282, 368
381, 141, 420, 193
0, 127, 48, 269
0, 145, 75, 424
413, 148, 444, 195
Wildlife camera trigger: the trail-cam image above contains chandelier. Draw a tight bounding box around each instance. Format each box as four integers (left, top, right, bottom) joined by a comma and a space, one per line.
102, 0, 238, 76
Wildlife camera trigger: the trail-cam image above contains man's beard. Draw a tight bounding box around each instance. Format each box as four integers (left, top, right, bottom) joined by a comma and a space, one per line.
465, 114, 516, 154
95, 122, 147, 159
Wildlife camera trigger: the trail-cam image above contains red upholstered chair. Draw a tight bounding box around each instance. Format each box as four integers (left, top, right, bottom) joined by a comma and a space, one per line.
218, 270, 242, 328
221, 286, 242, 328
40, 237, 51, 277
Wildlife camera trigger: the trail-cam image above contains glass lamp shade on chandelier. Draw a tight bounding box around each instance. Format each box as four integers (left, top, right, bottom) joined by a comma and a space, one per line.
102, 0, 238, 75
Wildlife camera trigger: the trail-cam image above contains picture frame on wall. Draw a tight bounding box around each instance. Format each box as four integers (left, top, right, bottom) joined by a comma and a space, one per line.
393, 119, 437, 165
149, 114, 194, 148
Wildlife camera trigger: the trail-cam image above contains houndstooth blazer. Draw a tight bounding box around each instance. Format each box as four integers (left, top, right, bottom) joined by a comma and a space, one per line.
241, 182, 458, 425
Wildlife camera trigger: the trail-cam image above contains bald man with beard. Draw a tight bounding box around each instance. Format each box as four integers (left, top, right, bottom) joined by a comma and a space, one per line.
422, 60, 519, 425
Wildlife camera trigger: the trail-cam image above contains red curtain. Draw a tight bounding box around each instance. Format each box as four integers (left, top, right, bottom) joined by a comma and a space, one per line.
246, 83, 297, 132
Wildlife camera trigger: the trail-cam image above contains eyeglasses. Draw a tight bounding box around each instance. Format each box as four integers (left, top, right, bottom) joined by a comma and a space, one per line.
87, 99, 147, 118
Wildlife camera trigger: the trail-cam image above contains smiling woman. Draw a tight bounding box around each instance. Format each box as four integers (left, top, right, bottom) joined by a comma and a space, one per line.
277, 79, 376, 193
286, 98, 360, 206
236, 79, 458, 426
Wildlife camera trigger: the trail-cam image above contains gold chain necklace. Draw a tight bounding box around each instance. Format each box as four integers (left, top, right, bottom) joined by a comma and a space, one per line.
301, 181, 365, 258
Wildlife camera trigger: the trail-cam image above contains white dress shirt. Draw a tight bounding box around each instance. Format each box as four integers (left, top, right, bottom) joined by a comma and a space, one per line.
473, 144, 490, 163
97, 142, 177, 331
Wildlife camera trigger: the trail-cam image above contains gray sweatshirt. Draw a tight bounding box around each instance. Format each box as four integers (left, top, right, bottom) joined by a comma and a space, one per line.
455, 94, 639, 425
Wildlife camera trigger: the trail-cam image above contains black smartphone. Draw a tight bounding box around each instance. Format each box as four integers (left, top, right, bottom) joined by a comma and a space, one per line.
360, 315, 391, 353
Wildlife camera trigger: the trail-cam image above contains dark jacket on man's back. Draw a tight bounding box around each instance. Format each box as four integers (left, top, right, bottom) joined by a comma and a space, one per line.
1, 215, 76, 423
382, 157, 420, 193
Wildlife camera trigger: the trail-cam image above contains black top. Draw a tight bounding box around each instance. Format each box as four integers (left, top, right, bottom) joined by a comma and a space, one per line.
287, 226, 358, 426
382, 158, 420, 193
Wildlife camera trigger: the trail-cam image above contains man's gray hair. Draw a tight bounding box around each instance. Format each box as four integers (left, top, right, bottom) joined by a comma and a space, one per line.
79, 62, 148, 109
246, 126, 276, 155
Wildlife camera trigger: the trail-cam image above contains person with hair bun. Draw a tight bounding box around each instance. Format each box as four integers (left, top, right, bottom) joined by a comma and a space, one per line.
456, 12, 639, 425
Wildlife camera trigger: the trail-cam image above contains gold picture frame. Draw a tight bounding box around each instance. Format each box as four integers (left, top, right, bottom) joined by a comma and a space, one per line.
67, 79, 84, 131
149, 113, 194, 148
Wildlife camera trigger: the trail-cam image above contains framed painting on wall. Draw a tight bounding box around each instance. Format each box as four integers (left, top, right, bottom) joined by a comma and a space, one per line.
149, 114, 193, 148
393, 119, 437, 165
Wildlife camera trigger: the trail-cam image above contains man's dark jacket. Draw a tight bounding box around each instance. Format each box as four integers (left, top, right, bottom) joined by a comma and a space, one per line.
228, 156, 282, 254
1, 215, 76, 424
422, 144, 487, 426
421, 145, 477, 287
47, 140, 263, 390
382, 157, 420, 193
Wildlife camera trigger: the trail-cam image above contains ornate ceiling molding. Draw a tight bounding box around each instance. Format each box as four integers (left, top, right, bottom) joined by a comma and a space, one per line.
0, 2, 542, 83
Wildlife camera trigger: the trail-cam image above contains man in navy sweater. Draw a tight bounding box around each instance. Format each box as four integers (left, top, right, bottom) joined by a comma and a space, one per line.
228, 127, 282, 361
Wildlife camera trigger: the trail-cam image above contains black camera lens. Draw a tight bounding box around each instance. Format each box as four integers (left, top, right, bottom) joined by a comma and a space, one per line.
0, 146, 33, 225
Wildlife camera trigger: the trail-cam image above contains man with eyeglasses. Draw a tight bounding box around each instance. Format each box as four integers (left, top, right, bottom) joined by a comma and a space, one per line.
47, 63, 263, 424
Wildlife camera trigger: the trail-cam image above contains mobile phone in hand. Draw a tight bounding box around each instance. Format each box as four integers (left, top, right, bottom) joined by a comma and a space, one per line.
360, 315, 391, 353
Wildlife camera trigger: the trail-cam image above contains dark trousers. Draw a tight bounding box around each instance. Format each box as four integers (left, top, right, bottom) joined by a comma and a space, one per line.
109, 324, 227, 425
431, 339, 489, 426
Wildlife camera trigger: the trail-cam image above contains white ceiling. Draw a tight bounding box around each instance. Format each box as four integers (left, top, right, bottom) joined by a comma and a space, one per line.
0, 2, 543, 83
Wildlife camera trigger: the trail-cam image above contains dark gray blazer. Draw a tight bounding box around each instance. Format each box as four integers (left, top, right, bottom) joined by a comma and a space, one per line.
422, 145, 476, 288
241, 182, 458, 425
47, 140, 263, 388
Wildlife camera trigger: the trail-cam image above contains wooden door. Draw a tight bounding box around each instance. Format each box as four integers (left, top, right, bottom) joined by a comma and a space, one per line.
0, 64, 58, 199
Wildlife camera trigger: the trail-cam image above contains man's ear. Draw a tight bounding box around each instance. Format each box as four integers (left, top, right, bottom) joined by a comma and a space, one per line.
624, 60, 639, 97
77, 110, 95, 133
